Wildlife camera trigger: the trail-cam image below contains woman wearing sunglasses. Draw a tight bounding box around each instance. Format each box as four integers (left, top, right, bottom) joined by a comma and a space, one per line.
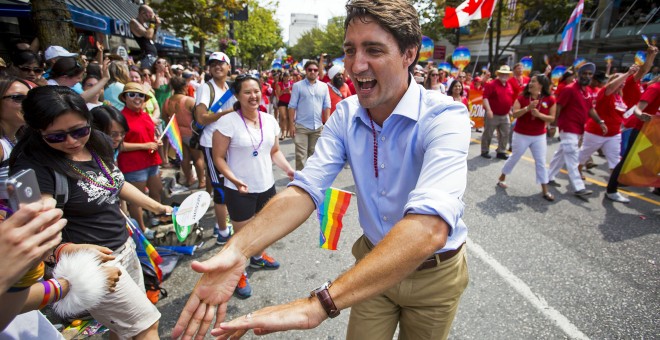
116, 82, 165, 238
0, 77, 30, 163
211, 74, 295, 299
9, 86, 167, 339
9, 50, 45, 86
423, 67, 446, 94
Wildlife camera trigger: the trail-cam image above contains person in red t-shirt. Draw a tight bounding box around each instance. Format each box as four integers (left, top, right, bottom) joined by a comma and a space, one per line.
481, 65, 515, 159
578, 67, 638, 179
507, 63, 529, 100
547, 62, 607, 197
498, 74, 557, 201
117, 82, 164, 234
275, 72, 293, 139
606, 78, 660, 202
622, 45, 658, 108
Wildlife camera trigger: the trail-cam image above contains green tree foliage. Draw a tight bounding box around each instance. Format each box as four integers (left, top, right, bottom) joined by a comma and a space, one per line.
152, 0, 243, 65
234, 0, 284, 69
288, 16, 345, 61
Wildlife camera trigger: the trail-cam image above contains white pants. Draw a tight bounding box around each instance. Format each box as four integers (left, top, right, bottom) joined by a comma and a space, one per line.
502, 132, 548, 184
578, 132, 621, 170
548, 132, 585, 191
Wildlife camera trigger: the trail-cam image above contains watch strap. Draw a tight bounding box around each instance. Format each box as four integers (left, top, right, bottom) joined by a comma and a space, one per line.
311, 283, 340, 318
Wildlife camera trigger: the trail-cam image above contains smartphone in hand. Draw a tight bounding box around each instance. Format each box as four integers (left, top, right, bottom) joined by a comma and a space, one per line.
5, 169, 41, 212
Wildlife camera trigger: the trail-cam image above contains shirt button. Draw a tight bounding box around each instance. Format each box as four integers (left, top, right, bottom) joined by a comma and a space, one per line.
380, 190, 386, 196
380, 136, 386, 141
380, 163, 385, 169
383, 216, 388, 221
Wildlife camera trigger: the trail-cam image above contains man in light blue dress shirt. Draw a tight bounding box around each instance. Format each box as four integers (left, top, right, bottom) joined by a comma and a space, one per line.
173, 1, 470, 339
288, 60, 331, 170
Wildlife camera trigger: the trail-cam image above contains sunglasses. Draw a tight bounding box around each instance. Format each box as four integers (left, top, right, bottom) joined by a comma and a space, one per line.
18, 66, 44, 74
42, 125, 91, 143
307, 68, 319, 72
2, 94, 27, 103
430, 73, 439, 76
125, 92, 145, 99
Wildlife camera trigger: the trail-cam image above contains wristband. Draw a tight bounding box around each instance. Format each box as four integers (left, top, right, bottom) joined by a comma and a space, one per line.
54, 243, 71, 262
49, 279, 63, 302
39, 280, 52, 309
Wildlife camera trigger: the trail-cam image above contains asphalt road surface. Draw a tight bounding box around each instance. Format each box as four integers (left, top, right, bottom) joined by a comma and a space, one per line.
151, 130, 658, 340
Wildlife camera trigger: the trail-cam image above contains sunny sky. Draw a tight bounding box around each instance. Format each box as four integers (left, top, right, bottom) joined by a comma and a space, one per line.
262, 0, 347, 43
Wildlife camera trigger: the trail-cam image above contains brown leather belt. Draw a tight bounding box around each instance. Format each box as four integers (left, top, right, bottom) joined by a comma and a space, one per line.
417, 243, 465, 271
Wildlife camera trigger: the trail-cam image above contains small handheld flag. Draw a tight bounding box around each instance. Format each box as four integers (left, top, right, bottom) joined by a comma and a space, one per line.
634, 51, 646, 66
452, 46, 471, 71
543, 54, 550, 66
605, 55, 613, 65
318, 187, 352, 250
642, 34, 650, 46
163, 114, 183, 160
122, 211, 163, 281
520, 56, 533, 77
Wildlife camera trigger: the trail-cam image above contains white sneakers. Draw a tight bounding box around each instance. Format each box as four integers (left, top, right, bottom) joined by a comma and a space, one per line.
606, 192, 630, 203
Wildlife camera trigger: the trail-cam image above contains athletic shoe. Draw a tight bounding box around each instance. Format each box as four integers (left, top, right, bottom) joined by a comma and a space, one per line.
212, 223, 219, 237
606, 192, 630, 203
216, 225, 234, 245
234, 273, 252, 299
250, 252, 280, 270
547, 180, 561, 188
574, 189, 593, 197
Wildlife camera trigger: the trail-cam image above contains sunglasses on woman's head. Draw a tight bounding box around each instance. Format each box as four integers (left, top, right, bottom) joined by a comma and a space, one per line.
18, 66, 44, 74
2, 94, 27, 103
42, 125, 91, 143
125, 92, 145, 99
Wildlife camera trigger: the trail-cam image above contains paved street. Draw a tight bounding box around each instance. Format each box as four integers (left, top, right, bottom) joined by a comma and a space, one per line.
154, 130, 659, 340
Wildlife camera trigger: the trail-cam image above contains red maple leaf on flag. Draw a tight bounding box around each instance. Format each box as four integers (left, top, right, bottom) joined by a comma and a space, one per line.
463, 0, 484, 15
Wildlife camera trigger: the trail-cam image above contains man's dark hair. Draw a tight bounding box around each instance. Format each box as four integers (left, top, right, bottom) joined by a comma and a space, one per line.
344, 0, 421, 73
304, 60, 319, 70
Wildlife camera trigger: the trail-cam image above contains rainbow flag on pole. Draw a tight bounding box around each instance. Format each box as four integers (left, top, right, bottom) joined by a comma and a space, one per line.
619, 118, 660, 187
122, 211, 163, 281
318, 187, 352, 250
163, 114, 183, 160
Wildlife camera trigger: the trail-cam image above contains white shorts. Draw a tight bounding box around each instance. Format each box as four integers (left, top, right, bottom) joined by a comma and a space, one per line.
88, 238, 160, 339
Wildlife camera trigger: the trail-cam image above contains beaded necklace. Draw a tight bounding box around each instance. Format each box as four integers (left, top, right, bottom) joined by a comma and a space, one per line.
66, 150, 119, 194
367, 110, 378, 178
238, 109, 263, 157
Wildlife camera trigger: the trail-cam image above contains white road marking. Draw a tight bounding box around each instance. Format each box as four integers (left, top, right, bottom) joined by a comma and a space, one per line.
467, 237, 590, 340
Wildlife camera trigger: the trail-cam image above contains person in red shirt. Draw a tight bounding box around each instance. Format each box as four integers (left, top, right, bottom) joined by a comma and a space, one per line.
117, 82, 163, 234
275, 71, 293, 139
547, 62, 607, 197
325, 65, 351, 123
481, 65, 515, 159
448, 79, 468, 107
622, 45, 658, 108
497, 74, 556, 201
606, 77, 660, 202
507, 62, 529, 100
578, 66, 638, 181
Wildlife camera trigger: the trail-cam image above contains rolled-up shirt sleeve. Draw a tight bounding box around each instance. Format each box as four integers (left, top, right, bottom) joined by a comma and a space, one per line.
404, 101, 470, 236
288, 108, 347, 209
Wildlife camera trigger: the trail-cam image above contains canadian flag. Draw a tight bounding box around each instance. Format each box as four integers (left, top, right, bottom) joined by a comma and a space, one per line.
443, 0, 497, 28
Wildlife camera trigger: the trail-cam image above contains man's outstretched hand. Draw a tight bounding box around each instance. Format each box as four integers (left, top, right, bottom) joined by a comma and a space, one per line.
210, 296, 328, 339
172, 247, 248, 339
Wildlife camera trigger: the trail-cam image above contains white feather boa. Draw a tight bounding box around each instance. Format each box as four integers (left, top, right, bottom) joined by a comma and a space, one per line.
51, 250, 108, 317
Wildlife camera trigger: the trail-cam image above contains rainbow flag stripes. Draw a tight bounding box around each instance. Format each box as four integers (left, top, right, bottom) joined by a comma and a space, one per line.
164, 114, 183, 160
319, 187, 352, 250
127, 224, 163, 281
619, 118, 660, 188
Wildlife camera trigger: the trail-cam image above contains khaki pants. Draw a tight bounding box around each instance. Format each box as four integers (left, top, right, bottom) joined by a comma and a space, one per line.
294, 124, 322, 170
346, 235, 469, 340
481, 114, 511, 154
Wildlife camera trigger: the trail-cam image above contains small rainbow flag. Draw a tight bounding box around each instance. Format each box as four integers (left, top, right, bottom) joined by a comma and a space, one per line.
122, 211, 163, 281
163, 114, 183, 160
318, 187, 352, 250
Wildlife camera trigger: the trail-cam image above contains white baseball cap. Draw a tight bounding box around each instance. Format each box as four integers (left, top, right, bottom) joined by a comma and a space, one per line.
44, 45, 78, 61
208, 52, 230, 66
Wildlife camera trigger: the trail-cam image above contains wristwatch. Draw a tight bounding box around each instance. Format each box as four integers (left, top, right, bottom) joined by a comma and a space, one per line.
310, 280, 340, 318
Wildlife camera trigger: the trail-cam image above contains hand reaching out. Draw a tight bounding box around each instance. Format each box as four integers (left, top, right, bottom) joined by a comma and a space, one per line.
172, 246, 248, 339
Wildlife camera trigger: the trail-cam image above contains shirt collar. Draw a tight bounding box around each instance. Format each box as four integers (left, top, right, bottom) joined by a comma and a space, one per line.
355, 76, 421, 126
